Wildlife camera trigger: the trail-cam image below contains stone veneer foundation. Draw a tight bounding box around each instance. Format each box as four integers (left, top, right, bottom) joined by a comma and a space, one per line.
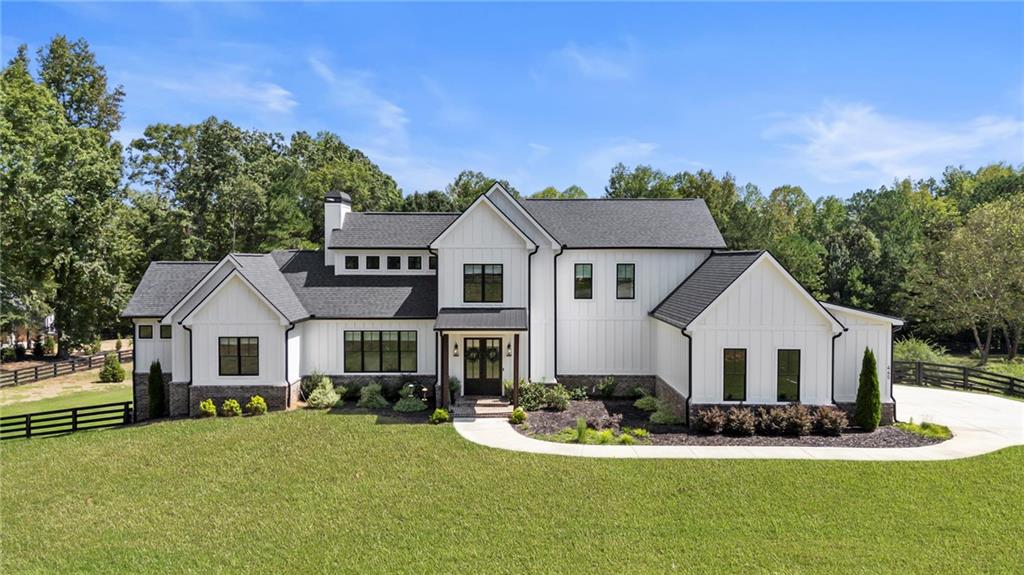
132, 371, 172, 422
186, 382, 300, 417
654, 377, 689, 421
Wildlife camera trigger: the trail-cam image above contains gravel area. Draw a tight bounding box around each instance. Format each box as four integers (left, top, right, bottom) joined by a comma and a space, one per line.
517, 399, 946, 448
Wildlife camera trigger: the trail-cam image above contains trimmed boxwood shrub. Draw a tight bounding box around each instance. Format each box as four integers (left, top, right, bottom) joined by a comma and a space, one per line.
307, 381, 341, 409
147, 360, 166, 419
691, 407, 726, 434
245, 395, 268, 416
649, 400, 683, 425
198, 399, 217, 418
784, 404, 814, 436
509, 407, 526, 424
855, 348, 881, 431
517, 381, 546, 411
220, 399, 242, 417
357, 383, 390, 409
394, 396, 428, 413
568, 386, 588, 401
99, 352, 125, 383
542, 385, 570, 411
300, 371, 329, 401
429, 408, 450, 424
633, 393, 659, 412
595, 376, 617, 398
814, 406, 848, 437
755, 407, 787, 436
723, 407, 755, 437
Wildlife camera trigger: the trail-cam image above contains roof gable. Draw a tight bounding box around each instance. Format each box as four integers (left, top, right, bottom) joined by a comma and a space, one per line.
181, 271, 290, 326
430, 193, 536, 249
485, 184, 560, 248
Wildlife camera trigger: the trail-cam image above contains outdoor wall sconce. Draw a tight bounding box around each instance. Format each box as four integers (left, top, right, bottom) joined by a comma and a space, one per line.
453, 343, 459, 357
506, 342, 513, 357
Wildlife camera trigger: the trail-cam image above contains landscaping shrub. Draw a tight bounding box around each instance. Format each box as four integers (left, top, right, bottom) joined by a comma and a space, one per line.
649, 400, 683, 425
814, 406, 848, 437
618, 433, 636, 445
755, 407, 788, 436
542, 384, 570, 411
633, 392, 659, 412
593, 429, 616, 444
43, 335, 56, 355
509, 407, 526, 424
245, 395, 268, 416
517, 381, 546, 411
854, 348, 881, 431
784, 404, 814, 436
32, 336, 44, 358
307, 381, 340, 409
99, 352, 125, 383
220, 399, 242, 417
1, 347, 15, 362
394, 391, 428, 413
568, 386, 588, 401
301, 371, 329, 400
14, 343, 27, 360
357, 383, 390, 409
691, 407, 726, 434
88, 338, 102, 355
198, 399, 216, 418
895, 419, 952, 440
147, 360, 166, 419
429, 408, 450, 424
574, 417, 589, 443
894, 336, 947, 363
595, 376, 617, 398
381, 380, 405, 402
723, 407, 755, 437
448, 377, 461, 402
623, 427, 650, 439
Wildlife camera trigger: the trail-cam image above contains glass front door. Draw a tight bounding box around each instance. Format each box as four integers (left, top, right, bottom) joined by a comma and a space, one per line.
463, 338, 502, 395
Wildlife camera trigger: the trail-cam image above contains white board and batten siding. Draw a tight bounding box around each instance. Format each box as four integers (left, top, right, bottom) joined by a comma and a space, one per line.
828, 306, 896, 403
298, 319, 436, 377
556, 249, 708, 375
689, 260, 837, 405
133, 319, 173, 374
654, 318, 690, 399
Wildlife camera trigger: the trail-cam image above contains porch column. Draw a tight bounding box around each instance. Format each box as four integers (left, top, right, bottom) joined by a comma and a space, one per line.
513, 333, 520, 407
441, 333, 450, 410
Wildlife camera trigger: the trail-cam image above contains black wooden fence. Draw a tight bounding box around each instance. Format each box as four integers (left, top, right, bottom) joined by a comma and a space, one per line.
0, 401, 133, 440
894, 361, 1024, 399
0, 349, 132, 388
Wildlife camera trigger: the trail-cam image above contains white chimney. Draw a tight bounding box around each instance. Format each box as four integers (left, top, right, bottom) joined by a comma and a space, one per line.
324, 190, 352, 266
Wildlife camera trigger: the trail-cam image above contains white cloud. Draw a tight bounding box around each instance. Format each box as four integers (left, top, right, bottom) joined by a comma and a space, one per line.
556, 41, 637, 80
309, 53, 408, 148
763, 102, 1024, 184
581, 138, 659, 174
150, 66, 296, 114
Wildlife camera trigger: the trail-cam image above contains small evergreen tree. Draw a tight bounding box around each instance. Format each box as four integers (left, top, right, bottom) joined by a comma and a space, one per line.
98, 352, 125, 382
854, 348, 881, 431
148, 360, 166, 418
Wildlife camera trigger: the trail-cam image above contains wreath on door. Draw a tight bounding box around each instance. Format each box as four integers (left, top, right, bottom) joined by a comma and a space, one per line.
485, 347, 500, 362
465, 347, 480, 361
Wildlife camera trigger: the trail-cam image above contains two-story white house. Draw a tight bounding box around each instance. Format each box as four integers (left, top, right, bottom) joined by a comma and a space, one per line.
122, 184, 902, 423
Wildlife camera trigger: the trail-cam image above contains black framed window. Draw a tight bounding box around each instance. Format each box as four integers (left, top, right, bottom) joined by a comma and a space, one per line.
777, 349, 800, 402
160, 325, 172, 339
408, 256, 422, 270
723, 348, 746, 401
219, 337, 258, 376
428, 256, 437, 270
387, 256, 401, 270
616, 263, 635, 299
366, 256, 380, 270
345, 256, 359, 270
344, 331, 417, 372
574, 263, 593, 299
138, 325, 153, 339
464, 264, 503, 302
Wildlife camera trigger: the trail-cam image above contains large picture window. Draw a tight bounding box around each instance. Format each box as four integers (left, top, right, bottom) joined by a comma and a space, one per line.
219, 337, 259, 376
777, 349, 800, 402
574, 263, 593, 299
616, 263, 635, 299
464, 264, 503, 302
344, 331, 417, 372
723, 348, 746, 401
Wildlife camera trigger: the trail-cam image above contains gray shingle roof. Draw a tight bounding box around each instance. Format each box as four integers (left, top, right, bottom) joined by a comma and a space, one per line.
273, 250, 437, 318
122, 262, 218, 318
328, 212, 459, 249
434, 307, 528, 331
650, 251, 763, 329
521, 198, 726, 248
230, 254, 308, 322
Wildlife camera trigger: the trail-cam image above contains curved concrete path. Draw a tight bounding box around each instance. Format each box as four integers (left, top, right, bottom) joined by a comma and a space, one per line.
453, 385, 1024, 461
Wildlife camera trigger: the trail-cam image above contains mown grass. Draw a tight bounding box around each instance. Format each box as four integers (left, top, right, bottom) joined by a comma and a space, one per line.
942, 354, 1024, 380
0, 364, 132, 417
2, 409, 1022, 574
895, 420, 954, 440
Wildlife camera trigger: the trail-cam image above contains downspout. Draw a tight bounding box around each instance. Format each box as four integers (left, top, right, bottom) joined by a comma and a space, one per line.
890, 324, 901, 423
681, 328, 692, 426
553, 244, 566, 379
830, 329, 845, 405
284, 323, 296, 408
181, 323, 194, 415
526, 243, 539, 382
131, 323, 137, 422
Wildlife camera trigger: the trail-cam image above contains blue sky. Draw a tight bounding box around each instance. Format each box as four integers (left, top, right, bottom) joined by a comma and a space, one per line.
4, 2, 1022, 198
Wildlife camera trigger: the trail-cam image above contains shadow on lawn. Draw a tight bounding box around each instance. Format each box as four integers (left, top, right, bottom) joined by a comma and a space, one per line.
325, 403, 433, 425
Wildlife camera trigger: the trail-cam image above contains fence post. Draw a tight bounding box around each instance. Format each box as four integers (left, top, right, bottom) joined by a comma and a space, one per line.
122, 402, 131, 425
33, 366, 39, 381
53, 364, 58, 377
916, 362, 923, 386
71, 408, 78, 432
962, 368, 969, 391
12, 371, 17, 385
25, 414, 31, 439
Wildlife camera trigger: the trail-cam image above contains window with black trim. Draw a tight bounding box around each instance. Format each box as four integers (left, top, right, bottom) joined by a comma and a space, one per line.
408, 256, 422, 270
723, 348, 746, 401
138, 325, 153, 339
219, 337, 258, 376
574, 263, 593, 299
345, 256, 359, 270
160, 325, 172, 339
777, 349, 800, 402
616, 263, 635, 299
387, 256, 401, 270
464, 264, 503, 302
344, 331, 417, 372
428, 256, 437, 270
366, 256, 380, 270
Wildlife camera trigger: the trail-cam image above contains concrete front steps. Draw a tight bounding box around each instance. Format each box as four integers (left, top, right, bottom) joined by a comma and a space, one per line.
452, 396, 513, 419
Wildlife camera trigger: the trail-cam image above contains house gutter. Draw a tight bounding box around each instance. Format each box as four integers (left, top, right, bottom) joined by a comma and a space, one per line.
681, 328, 692, 426
890, 324, 901, 422
181, 323, 194, 413
131, 323, 137, 422
830, 330, 845, 405
552, 244, 566, 379
284, 323, 296, 408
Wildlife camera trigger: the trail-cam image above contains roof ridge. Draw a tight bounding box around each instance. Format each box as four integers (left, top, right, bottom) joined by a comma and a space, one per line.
360, 211, 461, 215
712, 249, 765, 256
522, 197, 703, 202
150, 260, 218, 264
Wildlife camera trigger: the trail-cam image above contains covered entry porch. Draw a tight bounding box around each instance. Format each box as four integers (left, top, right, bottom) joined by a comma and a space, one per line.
435, 308, 528, 409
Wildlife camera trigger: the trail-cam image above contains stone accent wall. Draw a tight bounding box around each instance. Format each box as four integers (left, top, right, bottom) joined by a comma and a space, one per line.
654, 377, 688, 422
187, 384, 296, 417
557, 375, 655, 398
835, 402, 896, 426
168, 381, 190, 418
132, 371, 172, 422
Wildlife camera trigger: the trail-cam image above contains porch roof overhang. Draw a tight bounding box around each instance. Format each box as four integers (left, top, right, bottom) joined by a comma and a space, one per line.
434, 307, 528, 331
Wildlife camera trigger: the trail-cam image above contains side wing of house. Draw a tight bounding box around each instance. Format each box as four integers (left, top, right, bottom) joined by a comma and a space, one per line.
824, 302, 902, 420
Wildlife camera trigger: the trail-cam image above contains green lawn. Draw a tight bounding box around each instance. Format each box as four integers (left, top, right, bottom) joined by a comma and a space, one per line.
0, 384, 131, 417
2, 409, 1022, 574
941, 354, 1024, 380
0, 364, 132, 418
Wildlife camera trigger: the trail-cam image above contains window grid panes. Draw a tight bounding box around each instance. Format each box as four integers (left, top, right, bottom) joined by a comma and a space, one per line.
345, 256, 359, 270
777, 349, 800, 402
574, 264, 593, 299
138, 325, 153, 339
408, 256, 422, 270
616, 263, 635, 299
219, 336, 258, 376
160, 325, 172, 339
387, 256, 401, 270
343, 331, 417, 373
366, 256, 380, 270
723, 348, 746, 401
464, 264, 502, 302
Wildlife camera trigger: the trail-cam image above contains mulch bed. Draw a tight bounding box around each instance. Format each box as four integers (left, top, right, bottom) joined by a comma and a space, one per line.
516, 399, 946, 448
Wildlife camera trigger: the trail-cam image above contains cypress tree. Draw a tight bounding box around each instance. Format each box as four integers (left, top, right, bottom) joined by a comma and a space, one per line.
148, 360, 166, 419
854, 348, 881, 431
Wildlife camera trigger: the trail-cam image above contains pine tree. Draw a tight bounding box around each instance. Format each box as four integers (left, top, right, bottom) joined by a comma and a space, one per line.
854, 348, 881, 431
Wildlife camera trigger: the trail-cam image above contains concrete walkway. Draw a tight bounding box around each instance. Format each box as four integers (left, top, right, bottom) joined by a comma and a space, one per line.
453, 385, 1024, 461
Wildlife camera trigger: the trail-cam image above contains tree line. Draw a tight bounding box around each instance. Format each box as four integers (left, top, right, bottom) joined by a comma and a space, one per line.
2, 35, 1021, 362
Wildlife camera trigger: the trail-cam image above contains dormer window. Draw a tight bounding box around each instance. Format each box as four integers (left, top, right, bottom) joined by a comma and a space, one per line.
345, 256, 359, 270
408, 256, 422, 270
366, 256, 380, 270
387, 256, 401, 270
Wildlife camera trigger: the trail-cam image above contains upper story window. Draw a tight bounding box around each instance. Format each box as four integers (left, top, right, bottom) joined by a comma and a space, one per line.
464, 264, 503, 303
219, 337, 259, 376
428, 256, 437, 270
160, 325, 172, 339
138, 324, 153, 339
616, 263, 635, 299
574, 263, 593, 299
345, 256, 359, 270
723, 348, 746, 401
387, 256, 401, 270
408, 256, 422, 270
777, 349, 800, 402
366, 256, 380, 270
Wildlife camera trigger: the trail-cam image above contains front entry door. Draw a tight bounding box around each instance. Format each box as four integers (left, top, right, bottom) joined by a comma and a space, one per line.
463, 338, 502, 395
